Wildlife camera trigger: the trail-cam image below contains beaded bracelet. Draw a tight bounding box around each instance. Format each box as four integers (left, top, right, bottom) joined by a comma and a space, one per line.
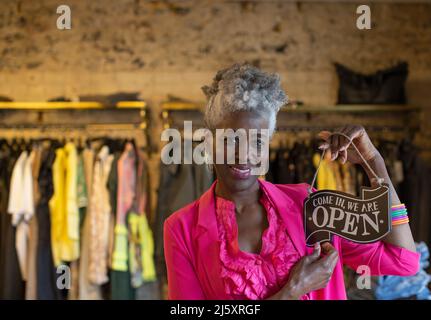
391, 203, 409, 226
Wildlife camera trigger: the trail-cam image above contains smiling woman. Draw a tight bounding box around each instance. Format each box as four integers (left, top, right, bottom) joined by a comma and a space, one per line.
163, 63, 419, 300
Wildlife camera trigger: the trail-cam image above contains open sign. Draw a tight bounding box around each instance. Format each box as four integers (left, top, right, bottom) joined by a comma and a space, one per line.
304, 184, 391, 246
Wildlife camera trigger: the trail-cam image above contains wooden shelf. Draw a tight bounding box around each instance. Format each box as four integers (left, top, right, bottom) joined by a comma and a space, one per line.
0, 101, 146, 110
161, 101, 202, 112
160, 102, 420, 114
281, 105, 420, 114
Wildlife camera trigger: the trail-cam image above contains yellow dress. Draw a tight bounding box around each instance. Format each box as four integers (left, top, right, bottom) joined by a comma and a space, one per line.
312, 152, 337, 191
49, 143, 80, 266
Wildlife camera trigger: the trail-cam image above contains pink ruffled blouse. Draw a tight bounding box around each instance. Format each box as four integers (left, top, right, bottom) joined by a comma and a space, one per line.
215, 189, 303, 300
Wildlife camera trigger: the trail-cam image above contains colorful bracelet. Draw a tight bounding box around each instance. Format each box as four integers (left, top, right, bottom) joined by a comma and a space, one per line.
391, 203, 409, 226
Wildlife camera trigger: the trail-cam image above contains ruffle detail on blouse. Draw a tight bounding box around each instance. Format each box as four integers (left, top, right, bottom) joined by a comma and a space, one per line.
215, 196, 301, 300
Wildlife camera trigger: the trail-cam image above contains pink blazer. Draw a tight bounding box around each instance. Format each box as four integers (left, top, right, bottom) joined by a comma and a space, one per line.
164, 180, 420, 300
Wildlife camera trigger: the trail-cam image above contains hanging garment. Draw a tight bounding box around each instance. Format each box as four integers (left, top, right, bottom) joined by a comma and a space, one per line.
136, 151, 155, 282
135, 280, 160, 300
399, 140, 431, 247
67, 260, 79, 300
26, 145, 42, 299
112, 142, 136, 272
110, 267, 136, 300
101, 150, 121, 300
128, 149, 156, 287
26, 211, 39, 300
155, 160, 213, 283
64, 143, 80, 260
0, 144, 25, 299
7, 151, 35, 281
111, 142, 137, 300
77, 153, 88, 229
129, 213, 143, 288
135, 150, 151, 221
268, 142, 316, 185
107, 151, 121, 270
266, 148, 291, 184
128, 212, 156, 288
50, 143, 80, 267
68, 152, 88, 300
265, 150, 277, 183
379, 140, 404, 193
107, 150, 134, 300
276, 148, 295, 184
7, 151, 33, 225
36, 145, 62, 300
50, 147, 65, 267
129, 150, 145, 289
312, 152, 337, 190
88, 146, 114, 285
78, 147, 102, 299
140, 214, 156, 282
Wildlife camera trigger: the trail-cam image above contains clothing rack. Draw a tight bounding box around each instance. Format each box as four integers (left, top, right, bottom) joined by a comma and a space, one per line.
279, 104, 420, 114
0, 101, 147, 109
160, 102, 420, 114
0, 130, 158, 300
274, 125, 418, 136
160, 101, 421, 135
0, 101, 153, 151
0, 101, 147, 126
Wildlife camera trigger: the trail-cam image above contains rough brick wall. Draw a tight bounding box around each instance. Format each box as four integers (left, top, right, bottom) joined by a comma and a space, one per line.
1, 3, 430, 297
0, 0, 431, 157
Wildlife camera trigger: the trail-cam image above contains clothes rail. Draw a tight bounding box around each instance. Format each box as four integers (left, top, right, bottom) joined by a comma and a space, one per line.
0, 123, 144, 130
279, 105, 421, 114
275, 125, 420, 132
0, 101, 146, 109
0, 101, 153, 151
160, 103, 420, 114
160, 102, 420, 134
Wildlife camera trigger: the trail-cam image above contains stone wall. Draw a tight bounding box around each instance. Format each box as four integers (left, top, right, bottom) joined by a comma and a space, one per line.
1, 0, 431, 159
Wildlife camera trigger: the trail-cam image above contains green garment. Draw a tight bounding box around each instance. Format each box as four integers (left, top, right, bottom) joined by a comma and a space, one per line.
128, 212, 156, 288
77, 153, 87, 229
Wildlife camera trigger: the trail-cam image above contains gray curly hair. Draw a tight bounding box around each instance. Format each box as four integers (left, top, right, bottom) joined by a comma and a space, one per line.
202, 63, 288, 136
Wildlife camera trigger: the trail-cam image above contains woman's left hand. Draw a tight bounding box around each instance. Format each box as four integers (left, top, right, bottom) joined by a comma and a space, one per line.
317, 125, 380, 165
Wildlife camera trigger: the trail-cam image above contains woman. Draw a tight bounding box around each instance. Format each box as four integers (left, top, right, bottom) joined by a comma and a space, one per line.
163, 63, 419, 300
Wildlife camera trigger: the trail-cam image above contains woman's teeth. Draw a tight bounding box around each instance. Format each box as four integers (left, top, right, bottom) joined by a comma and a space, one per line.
229, 165, 251, 174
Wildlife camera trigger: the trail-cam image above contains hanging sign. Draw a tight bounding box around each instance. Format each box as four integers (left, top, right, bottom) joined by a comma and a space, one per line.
304, 183, 391, 246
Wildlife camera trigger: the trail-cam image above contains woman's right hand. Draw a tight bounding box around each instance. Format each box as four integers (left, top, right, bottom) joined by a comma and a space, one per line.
272, 242, 339, 300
